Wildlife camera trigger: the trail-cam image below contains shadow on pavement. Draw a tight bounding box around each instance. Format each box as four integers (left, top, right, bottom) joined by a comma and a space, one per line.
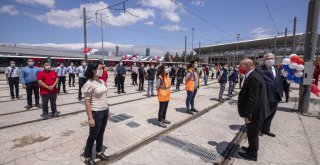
175, 107, 187, 113
229, 124, 242, 131
147, 118, 158, 125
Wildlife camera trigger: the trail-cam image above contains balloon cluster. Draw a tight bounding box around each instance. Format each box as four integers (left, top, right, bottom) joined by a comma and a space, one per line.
282, 54, 304, 84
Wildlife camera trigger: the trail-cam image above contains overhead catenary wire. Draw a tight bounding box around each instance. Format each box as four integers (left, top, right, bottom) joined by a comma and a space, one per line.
0, 0, 82, 18
264, 0, 279, 34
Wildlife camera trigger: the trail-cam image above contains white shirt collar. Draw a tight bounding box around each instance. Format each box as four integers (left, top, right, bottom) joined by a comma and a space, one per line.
245, 69, 254, 79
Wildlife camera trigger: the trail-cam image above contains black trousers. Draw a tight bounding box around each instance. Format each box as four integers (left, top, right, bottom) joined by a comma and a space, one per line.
283, 84, 290, 102
211, 72, 214, 79
9, 77, 19, 98
132, 73, 138, 85
69, 73, 75, 86
262, 101, 278, 133
41, 93, 57, 115
58, 76, 66, 92
116, 75, 125, 92
246, 121, 260, 155
158, 101, 169, 121
138, 77, 144, 90
26, 81, 39, 106
176, 76, 182, 90
171, 76, 175, 85
79, 77, 88, 99
84, 109, 109, 158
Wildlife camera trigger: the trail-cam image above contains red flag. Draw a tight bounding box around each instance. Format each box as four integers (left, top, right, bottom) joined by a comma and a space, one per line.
83, 48, 92, 54
311, 84, 319, 97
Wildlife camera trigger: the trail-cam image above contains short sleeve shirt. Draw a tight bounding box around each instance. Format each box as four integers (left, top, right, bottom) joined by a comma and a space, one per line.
82, 79, 108, 111
37, 70, 58, 95
5, 67, 19, 78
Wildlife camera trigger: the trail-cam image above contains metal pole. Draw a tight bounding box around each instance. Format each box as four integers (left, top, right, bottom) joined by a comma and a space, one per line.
317, 34, 320, 60
83, 7, 88, 63
184, 35, 187, 64
192, 27, 194, 55
198, 42, 201, 63
298, 0, 320, 114
292, 17, 297, 53
235, 33, 240, 66
283, 28, 288, 59
101, 14, 104, 62
274, 36, 277, 53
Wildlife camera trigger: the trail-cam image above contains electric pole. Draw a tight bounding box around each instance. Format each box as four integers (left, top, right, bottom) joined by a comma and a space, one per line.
192, 27, 195, 55
274, 36, 277, 54
298, 0, 320, 114
236, 33, 240, 66
198, 42, 201, 63
83, 7, 88, 63
185, 35, 187, 64
292, 17, 297, 53
96, 12, 104, 63
283, 28, 288, 59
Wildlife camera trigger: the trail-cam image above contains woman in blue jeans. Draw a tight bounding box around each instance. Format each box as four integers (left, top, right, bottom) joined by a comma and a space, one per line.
185, 61, 200, 115
82, 62, 110, 165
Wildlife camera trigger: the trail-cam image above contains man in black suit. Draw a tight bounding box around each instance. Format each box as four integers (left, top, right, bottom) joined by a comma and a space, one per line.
256, 53, 283, 137
238, 59, 269, 161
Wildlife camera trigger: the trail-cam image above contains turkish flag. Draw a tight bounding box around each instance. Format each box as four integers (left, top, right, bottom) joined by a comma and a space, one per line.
311, 84, 319, 97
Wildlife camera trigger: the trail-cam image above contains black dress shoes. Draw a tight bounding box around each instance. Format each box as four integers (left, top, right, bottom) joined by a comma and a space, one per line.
238, 152, 257, 161
241, 146, 249, 152
84, 158, 96, 165
261, 131, 276, 137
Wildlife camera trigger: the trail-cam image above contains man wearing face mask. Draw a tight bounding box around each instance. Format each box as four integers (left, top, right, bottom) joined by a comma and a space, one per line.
176, 64, 183, 91
131, 63, 138, 85
116, 60, 126, 94
37, 62, 60, 119
138, 63, 145, 91
55, 63, 68, 94
147, 63, 156, 96
67, 62, 76, 87
237, 59, 268, 161
217, 64, 229, 102
5, 61, 20, 100
255, 53, 283, 137
77, 61, 88, 101
21, 59, 41, 109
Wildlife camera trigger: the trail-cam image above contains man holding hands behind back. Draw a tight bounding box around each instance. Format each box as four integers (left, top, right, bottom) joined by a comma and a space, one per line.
237, 59, 269, 161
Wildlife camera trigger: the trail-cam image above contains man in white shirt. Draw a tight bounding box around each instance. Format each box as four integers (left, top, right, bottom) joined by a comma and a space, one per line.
55, 63, 68, 94
77, 61, 88, 101
67, 62, 76, 87
131, 63, 138, 85
5, 61, 20, 100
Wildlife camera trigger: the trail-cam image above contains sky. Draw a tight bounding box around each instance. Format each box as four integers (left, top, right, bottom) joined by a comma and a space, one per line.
0, 0, 310, 56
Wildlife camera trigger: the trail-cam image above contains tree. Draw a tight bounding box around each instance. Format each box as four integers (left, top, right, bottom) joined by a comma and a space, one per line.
164, 52, 171, 62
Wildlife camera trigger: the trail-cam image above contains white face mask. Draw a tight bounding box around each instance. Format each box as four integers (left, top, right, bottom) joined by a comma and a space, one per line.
71, 63, 74, 66
96, 69, 103, 77
120, 63, 123, 66
151, 66, 154, 69
224, 66, 228, 69
194, 64, 198, 68
265, 59, 275, 67
11, 64, 15, 67
82, 63, 86, 66
45, 66, 51, 70
165, 68, 169, 73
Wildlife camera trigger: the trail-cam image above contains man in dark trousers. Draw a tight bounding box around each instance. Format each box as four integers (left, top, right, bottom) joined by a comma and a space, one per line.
176, 64, 183, 91
218, 63, 228, 102
237, 59, 269, 161
55, 62, 68, 94
170, 66, 176, 86
5, 61, 20, 100
256, 53, 283, 137
67, 62, 76, 87
138, 63, 145, 91
116, 60, 126, 94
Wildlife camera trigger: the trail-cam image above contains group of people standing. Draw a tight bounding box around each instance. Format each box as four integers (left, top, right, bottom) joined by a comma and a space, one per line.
237, 53, 284, 161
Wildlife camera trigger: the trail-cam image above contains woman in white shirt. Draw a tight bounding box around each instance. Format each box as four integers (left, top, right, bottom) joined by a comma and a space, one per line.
82, 62, 110, 165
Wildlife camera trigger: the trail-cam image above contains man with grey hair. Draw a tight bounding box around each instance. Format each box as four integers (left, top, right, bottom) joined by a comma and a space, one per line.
255, 53, 283, 137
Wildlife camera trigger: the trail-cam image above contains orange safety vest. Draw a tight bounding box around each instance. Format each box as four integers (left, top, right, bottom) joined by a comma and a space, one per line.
157, 75, 170, 102
185, 68, 195, 92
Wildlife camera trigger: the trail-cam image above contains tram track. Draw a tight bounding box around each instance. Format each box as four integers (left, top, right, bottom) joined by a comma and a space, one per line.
0, 82, 217, 130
